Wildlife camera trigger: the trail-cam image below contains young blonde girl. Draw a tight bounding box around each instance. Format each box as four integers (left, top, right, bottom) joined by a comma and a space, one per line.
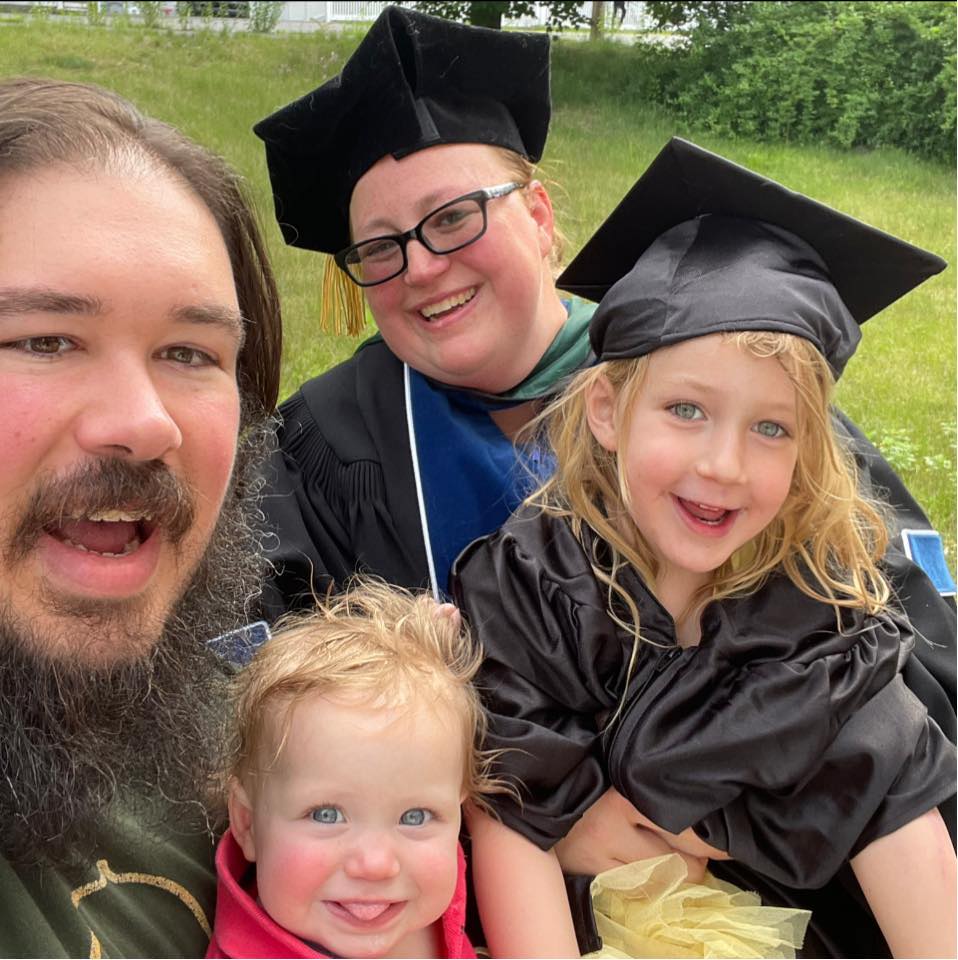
452, 142, 957, 958
207, 580, 500, 960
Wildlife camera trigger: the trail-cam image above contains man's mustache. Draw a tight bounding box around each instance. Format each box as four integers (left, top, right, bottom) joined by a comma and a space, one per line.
7, 459, 196, 562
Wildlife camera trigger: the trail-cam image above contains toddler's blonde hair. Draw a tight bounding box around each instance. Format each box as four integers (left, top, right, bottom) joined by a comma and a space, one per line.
225, 578, 504, 808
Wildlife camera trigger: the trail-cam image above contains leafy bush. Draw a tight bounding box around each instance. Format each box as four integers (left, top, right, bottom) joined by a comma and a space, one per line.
249, 1, 283, 34
660, 1, 955, 162
551, 34, 681, 109
141, 2, 162, 28
414, 1, 586, 31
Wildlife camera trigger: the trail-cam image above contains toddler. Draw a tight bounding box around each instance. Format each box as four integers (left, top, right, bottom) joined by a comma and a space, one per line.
207, 580, 493, 959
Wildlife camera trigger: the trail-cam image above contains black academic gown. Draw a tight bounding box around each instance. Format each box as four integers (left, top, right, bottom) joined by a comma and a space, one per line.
260, 337, 956, 956
259, 338, 428, 617
452, 509, 957, 958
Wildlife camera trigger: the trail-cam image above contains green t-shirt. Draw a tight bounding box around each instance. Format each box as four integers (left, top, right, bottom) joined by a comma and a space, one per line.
0, 807, 216, 959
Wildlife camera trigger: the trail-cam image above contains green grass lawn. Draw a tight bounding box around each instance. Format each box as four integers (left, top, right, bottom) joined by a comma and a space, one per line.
2, 16, 954, 565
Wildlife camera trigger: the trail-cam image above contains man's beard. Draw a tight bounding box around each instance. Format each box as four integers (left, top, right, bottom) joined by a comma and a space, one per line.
0, 414, 274, 870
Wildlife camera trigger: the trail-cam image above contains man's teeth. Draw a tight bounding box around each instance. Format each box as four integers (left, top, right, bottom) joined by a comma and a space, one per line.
68, 509, 150, 522
420, 287, 476, 319
61, 536, 141, 557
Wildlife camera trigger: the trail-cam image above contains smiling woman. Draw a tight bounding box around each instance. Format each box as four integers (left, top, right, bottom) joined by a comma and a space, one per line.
255, 6, 588, 612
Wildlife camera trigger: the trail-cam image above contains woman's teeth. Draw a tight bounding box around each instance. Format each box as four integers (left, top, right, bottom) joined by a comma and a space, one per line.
420, 287, 476, 320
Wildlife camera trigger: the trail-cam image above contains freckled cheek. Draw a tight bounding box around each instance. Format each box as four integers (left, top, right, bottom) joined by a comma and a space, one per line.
624, 452, 669, 500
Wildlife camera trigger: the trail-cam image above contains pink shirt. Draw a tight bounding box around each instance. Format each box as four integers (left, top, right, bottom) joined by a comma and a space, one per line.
206, 829, 476, 959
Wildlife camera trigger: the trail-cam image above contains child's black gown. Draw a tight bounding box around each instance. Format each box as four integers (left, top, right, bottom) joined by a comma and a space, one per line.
452, 507, 956, 958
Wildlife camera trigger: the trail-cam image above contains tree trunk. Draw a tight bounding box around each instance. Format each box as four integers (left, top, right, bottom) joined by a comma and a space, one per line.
591, 0, 606, 39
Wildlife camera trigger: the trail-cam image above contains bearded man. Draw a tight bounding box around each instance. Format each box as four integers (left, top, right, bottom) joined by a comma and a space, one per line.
0, 77, 281, 957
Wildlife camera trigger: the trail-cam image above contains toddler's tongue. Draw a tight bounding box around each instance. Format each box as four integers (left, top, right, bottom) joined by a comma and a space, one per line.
339, 901, 392, 921
54, 519, 139, 555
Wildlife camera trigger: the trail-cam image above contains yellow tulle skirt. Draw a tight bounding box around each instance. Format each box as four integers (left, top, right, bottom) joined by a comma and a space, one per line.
584, 854, 811, 959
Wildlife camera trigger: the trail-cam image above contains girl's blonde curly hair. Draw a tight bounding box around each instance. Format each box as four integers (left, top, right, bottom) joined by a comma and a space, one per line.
525, 330, 891, 640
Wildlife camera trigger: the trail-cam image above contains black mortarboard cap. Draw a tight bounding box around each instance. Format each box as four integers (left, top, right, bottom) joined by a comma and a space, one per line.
558, 138, 946, 378
254, 5, 551, 255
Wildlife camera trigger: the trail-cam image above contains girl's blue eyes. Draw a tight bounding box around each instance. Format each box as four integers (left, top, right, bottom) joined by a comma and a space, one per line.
667, 402, 789, 438
311, 806, 344, 824
399, 808, 432, 827
755, 420, 788, 439
668, 402, 704, 421
309, 806, 434, 825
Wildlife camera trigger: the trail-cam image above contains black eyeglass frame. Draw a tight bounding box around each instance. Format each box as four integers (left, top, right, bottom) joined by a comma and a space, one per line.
334, 181, 525, 287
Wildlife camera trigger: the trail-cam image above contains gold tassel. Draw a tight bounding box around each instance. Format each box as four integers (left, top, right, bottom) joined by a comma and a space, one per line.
320, 256, 367, 336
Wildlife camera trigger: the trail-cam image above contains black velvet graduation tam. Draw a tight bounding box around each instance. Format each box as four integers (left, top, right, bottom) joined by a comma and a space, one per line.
558, 138, 946, 378
254, 5, 551, 254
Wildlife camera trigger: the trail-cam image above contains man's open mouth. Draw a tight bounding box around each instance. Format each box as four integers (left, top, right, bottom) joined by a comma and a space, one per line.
47, 510, 157, 558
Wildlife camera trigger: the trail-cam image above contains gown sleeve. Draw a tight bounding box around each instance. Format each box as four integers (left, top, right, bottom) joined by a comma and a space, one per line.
452, 511, 627, 850
258, 345, 430, 620
836, 411, 957, 725
607, 576, 957, 888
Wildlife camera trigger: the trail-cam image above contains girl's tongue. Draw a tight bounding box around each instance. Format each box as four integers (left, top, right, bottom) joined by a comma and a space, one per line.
678, 498, 730, 524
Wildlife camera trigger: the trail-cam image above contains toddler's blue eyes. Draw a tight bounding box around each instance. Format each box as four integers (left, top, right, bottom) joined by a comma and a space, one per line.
311, 806, 344, 824
399, 808, 432, 826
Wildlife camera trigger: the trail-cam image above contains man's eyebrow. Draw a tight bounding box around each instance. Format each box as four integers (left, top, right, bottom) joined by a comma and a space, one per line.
0, 288, 247, 349
172, 304, 247, 347
0, 288, 103, 317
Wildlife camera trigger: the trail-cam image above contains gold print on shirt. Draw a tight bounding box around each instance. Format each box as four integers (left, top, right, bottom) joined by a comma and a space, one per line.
71, 858, 212, 959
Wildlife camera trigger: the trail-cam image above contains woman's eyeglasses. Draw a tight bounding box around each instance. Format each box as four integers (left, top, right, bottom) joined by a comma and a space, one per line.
334, 182, 524, 287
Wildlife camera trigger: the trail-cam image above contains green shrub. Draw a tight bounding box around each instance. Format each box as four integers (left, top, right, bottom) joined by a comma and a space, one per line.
249, 1, 283, 33
662, 1, 955, 162
141, 2, 162, 28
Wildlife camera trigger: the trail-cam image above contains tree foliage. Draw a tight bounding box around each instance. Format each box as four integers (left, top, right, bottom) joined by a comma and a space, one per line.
643, 1, 748, 31
413, 1, 586, 31
660, 1, 955, 161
